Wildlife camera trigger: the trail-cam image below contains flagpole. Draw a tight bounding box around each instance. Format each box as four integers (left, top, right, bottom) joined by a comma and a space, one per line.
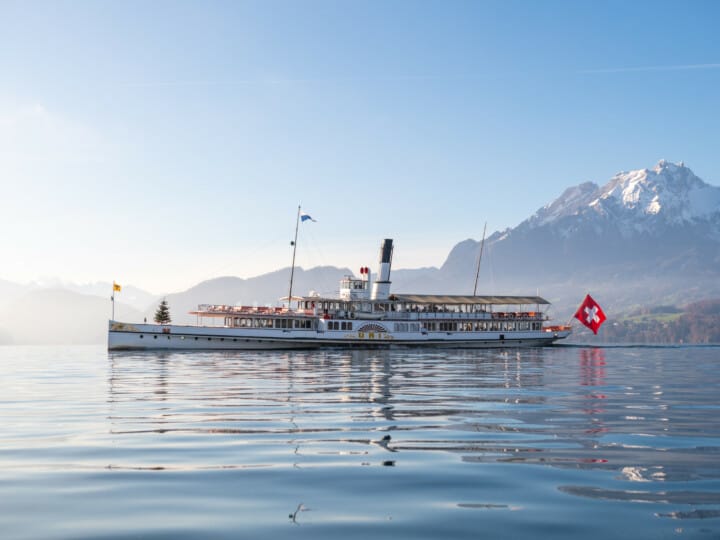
567, 293, 587, 327
111, 282, 115, 321
472, 222, 487, 296
287, 205, 301, 311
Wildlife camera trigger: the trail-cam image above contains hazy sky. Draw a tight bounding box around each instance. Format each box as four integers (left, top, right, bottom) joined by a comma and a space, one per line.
2, 0, 719, 293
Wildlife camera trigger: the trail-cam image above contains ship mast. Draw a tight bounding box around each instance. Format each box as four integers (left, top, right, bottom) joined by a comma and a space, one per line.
287, 205, 301, 310
472, 222, 487, 296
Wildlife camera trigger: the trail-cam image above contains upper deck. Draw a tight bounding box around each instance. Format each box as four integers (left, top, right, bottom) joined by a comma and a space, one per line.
190, 294, 551, 322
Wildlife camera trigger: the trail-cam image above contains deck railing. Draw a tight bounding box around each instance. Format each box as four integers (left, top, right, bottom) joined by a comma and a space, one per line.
194, 304, 547, 322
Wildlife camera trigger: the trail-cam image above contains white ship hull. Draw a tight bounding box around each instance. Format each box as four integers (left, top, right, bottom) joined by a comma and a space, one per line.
108, 321, 571, 351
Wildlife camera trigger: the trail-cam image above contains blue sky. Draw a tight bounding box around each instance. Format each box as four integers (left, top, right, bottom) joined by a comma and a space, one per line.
1, 0, 719, 293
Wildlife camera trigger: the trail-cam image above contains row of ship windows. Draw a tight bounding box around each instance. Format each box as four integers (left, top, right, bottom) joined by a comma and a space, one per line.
327, 321, 353, 331
422, 321, 542, 332
392, 323, 422, 332
137, 320, 541, 342
330, 321, 541, 332
224, 317, 544, 331
226, 317, 314, 329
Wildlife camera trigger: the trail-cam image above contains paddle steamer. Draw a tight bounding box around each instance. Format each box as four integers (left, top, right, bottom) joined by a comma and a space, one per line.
108, 237, 571, 351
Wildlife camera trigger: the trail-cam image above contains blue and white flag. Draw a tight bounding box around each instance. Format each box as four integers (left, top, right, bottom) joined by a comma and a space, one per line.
300, 212, 317, 222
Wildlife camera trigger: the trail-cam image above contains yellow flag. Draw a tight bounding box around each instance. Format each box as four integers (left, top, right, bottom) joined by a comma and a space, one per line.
113, 282, 122, 292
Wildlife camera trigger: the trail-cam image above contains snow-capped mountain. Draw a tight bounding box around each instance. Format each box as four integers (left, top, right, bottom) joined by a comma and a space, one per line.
525, 160, 720, 236
438, 160, 720, 315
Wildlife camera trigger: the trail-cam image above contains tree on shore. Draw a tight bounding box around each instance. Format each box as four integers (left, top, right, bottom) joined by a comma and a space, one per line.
154, 298, 172, 324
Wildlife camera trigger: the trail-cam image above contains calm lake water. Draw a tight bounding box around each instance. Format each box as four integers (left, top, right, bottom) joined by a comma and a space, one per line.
1, 345, 719, 539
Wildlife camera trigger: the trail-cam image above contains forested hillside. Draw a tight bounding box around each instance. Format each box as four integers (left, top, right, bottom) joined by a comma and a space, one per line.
573, 300, 720, 344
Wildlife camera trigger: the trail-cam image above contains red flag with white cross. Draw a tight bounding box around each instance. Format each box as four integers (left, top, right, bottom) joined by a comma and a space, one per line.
574, 294, 607, 335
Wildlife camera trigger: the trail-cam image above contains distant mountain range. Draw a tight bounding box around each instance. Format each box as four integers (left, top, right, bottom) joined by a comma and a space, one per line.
436, 160, 720, 316
0, 280, 157, 345
2, 160, 718, 344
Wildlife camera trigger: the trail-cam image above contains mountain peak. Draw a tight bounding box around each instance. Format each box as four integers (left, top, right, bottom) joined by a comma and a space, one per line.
591, 160, 717, 222
522, 161, 720, 235
653, 159, 685, 174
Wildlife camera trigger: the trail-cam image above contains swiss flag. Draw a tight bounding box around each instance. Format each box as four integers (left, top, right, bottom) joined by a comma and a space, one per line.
574, 294, 607, 335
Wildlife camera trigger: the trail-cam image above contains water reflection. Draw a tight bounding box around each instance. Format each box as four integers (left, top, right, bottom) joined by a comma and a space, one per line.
107, 346, 720, 514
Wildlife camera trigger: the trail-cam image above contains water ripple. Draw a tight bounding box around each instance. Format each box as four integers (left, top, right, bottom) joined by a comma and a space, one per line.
1, 345, 719, 538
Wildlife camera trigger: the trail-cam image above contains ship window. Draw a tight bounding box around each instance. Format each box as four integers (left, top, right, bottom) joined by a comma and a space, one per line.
194, 337, 198, 340
153, 335, 157, 339
295, 319, 307, 329
140, 335, 144, 338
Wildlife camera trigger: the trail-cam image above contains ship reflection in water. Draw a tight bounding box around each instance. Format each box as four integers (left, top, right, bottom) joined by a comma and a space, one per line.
106, 346, 720, 525
2, 345, 719, 539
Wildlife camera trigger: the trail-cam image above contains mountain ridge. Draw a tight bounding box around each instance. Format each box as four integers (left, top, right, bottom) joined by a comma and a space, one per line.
2, 159, 718, 344
523, 160, 720, 237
